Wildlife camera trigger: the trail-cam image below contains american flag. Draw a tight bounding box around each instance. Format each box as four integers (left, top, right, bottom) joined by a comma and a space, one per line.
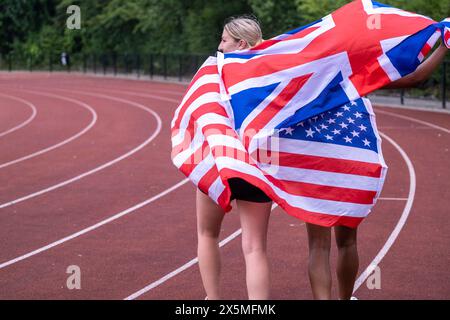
171, 0, 449, 227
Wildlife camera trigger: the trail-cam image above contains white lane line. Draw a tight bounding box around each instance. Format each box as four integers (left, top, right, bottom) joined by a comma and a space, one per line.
377, 126, 437, 130
124, 203, 279, 300
142, 89, 184, 97
376, 109, 450, 134
378, 197, 408, 201
353, 109, 450, 293
373, 103, 450, 115
11, 84, 182, 105
353, 131, 416, 293
104, 89, 184, 101
124, 228, 244, 301
0, 82, 440, 297
0, 91, 97, 169
0, 179, 189, 270
53, 86, 182, 104
88, 89, 181, 104
75, 86, 185, 98
0, 90, 162, 209
0, 93, 37, 138
0, 87, 183, 270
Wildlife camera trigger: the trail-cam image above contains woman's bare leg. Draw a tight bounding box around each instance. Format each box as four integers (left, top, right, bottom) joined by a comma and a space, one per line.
335, 226, 359, 300
306, 223, 332, 299
196, 189, 225, 300
237, 200, 272, 300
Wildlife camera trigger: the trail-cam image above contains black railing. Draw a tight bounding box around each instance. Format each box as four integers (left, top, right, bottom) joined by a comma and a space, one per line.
0, 52, 210, 82
0, 53, 448, 109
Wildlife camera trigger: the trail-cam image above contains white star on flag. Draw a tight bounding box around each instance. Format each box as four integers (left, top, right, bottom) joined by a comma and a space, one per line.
343, 136, 352, 143
351, 130, 360, 137
282, 127, 294, 135
305, 128, 315, 137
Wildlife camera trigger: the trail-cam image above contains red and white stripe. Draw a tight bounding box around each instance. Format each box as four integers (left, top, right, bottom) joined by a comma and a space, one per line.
442, 18, 450, 48
418, 30, 442, 62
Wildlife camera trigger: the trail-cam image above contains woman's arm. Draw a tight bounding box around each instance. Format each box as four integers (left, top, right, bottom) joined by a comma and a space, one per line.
383, 41, 449, 89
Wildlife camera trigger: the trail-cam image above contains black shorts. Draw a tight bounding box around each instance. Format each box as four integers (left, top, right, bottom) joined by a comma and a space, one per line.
200, 178, 272, 203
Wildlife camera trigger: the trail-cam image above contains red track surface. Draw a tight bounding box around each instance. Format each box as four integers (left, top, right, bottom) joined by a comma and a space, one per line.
0, 72, 448, 300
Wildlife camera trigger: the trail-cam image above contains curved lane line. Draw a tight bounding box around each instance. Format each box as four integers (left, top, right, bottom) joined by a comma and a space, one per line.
353, 131, 416, 293
0, 91, 97, 169
0, 93, 37, 138
0, 179, 189, 270
376, 109, 450, 134
124, 203, 279, 300
0, 89, 162, 209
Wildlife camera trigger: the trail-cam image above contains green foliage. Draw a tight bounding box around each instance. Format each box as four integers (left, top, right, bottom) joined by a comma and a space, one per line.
249, 0, 303, 38
377, 0, 449, 21
295, 0, 349, 24
0, 0, 448, 58
0, 0, 56, 55
185, 0, 252, 54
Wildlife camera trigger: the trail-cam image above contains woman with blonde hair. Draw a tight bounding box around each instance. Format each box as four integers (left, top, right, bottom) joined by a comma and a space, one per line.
196, 15, 271, 300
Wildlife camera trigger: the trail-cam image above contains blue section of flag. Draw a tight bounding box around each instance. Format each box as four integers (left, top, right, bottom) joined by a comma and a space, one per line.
387, 24, 438, 77
230, 82, 280, 130
276, 98, 378, 153
371, 1, 392, 8
224, 52, 261, 60
276, 72, 351, 128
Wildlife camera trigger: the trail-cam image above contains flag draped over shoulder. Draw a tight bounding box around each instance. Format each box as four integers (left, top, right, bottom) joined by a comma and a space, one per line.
171, 0, 450, 228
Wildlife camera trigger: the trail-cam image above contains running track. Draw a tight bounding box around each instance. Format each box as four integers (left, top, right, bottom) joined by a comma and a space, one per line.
0, 72, 448, 300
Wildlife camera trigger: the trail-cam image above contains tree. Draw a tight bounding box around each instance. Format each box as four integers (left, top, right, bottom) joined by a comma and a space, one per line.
1, 0, 448, 61
295, 0, 349, 23
0, 0, 56, 56
249, 0, 304, 38
185, 0, 253, 54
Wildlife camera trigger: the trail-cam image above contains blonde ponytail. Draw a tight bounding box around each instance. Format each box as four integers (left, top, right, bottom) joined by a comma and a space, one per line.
224, 15, 263, 48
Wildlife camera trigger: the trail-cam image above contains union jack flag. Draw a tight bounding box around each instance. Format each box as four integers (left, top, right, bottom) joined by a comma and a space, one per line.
171, 0, 449, 227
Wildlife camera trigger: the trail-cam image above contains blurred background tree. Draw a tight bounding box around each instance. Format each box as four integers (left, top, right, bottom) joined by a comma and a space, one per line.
0, 0, 448, 57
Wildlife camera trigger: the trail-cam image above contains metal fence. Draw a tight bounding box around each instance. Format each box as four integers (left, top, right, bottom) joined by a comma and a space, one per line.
0, 52, 210, 82
0, 52, 448, 109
